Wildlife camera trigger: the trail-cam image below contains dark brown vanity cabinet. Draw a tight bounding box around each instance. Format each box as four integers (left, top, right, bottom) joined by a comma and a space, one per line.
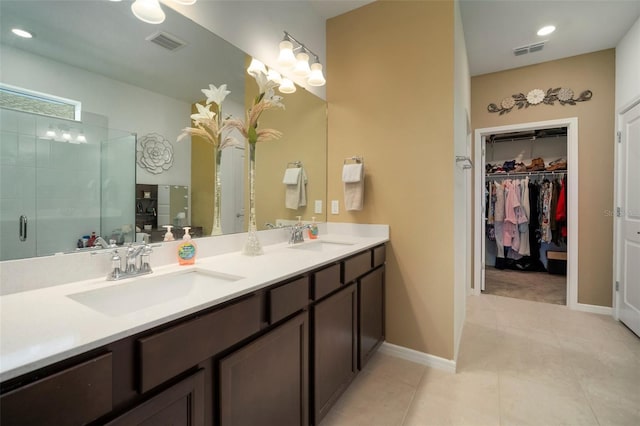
219, 312, 308, 426
311, 283, 357, 426
358, 266, 385, 369
0, 353, 113, 426
106, 370, 205, 426
0, 244, 386, 426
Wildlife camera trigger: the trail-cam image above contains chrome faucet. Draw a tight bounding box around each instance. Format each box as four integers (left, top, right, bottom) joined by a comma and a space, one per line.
289, 224, 310, 244
96, 243, 154, 281
94, 237, 116, 249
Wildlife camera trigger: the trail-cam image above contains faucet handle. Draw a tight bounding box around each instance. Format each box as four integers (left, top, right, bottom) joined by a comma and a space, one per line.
109, 249, 122, 281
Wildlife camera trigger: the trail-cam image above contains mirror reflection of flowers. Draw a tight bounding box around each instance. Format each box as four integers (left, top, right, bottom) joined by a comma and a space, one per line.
177, 83, 239, 236
177, 83, 238, 149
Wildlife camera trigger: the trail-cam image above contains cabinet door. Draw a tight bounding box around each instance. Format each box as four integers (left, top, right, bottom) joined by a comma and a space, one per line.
220, 312, 308, 426
359, 266, 385, 369
106, 370, 204, 426
312, 284, 357, 425
0, 353, 112, 426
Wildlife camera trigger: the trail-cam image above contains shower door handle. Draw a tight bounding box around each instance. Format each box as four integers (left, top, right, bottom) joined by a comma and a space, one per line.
19, 215, 28, 242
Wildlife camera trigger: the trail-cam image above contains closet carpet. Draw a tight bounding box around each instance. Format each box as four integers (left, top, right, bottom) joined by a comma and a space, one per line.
483, 267, 566, 305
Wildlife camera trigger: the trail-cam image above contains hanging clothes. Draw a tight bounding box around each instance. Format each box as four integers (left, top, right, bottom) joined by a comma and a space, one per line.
486, 173, 566, 272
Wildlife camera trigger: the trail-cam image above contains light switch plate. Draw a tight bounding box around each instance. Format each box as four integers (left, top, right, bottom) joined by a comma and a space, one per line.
331, 200, 339, 214
314, 200, 322, 214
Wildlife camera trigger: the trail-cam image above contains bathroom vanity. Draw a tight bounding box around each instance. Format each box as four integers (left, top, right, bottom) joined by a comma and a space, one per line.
0, 235, 386, 426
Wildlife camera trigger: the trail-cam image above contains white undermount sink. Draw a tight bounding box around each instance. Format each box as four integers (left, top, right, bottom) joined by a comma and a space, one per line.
67, 269, 244, 317
287, 240, 355, 252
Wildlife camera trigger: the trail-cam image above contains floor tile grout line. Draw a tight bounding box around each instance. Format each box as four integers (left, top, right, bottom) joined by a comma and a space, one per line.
400, 365, 428, 426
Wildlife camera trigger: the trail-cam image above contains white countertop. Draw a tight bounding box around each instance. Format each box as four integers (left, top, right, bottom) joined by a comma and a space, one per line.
0, 231, 387, 382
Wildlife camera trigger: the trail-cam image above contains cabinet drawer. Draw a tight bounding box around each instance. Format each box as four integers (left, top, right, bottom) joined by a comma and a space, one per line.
269, 276, 309, 323
343, 251, 372, 284
138, 295, 261, 393
0, 353, 113, 426
313, 263, 341, 300
373, 245, 386, 268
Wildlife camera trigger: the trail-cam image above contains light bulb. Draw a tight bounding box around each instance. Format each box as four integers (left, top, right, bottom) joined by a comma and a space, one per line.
247, 58, 267, 76
11, 28, 33, 39
45, 126, 56, 139
277, 40, 296, 68
292, 52, 311, 77
537, 25, 556, 36
278, 78, 296, 94
131, 0, 165, 25
76, 132, 87, 143
307, 63, 326, 86
62, 131, 71, 141
267, 69, 282, 84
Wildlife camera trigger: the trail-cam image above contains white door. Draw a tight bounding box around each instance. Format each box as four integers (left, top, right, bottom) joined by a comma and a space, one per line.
617, 101, 640, 336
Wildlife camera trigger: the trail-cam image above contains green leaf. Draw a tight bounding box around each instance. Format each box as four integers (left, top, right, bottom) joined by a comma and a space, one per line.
248, 126, 258, 144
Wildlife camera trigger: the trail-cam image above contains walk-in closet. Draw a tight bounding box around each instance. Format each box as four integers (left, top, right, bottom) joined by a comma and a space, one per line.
483, 127, 568, 305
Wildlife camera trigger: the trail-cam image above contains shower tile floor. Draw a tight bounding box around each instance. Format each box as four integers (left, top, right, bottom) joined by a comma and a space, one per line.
320, 294, 640, 426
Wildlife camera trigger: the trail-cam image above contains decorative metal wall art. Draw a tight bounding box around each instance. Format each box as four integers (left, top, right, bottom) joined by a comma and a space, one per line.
136, 133, 174, 174
488, 88, 592, 115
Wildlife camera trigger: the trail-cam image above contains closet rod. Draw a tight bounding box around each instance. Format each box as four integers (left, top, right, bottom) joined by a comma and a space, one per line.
489, 134, 566, 144
485, 170, 565, 179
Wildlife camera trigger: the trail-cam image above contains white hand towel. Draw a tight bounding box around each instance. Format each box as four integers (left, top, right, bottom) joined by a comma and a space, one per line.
342, 163, 363, 183
285, 167, 307, 210
283, 167, 301, 184
343, 164, 364, 211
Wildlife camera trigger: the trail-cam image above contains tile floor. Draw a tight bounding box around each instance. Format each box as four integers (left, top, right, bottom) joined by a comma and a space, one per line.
320, 294, 640, 426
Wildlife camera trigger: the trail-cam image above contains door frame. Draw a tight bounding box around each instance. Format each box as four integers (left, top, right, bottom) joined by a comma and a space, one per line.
473, 117, 579, 309
614, 96, 640, 320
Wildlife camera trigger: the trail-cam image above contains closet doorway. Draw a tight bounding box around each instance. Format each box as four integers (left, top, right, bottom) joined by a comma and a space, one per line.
473, 118, 579, 309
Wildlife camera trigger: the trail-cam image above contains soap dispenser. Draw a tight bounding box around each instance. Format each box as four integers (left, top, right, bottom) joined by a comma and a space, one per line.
177, 226, 197, 265
308, 216, 318, 240
163, 225, 175, 242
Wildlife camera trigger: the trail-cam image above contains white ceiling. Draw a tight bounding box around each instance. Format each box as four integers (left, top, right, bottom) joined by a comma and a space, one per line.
459, 0, 640, 76
308, 0, 640, 77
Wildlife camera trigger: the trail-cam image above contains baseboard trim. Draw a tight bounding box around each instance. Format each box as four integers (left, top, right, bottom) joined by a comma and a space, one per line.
378, 342, 456, 373
574, 303, 613, 316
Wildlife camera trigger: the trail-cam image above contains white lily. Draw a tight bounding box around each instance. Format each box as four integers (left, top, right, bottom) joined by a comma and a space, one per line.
202, 84, 231, 106
264, 88, 285, 110
190, 103, 215, 123
253, 70, 279, 95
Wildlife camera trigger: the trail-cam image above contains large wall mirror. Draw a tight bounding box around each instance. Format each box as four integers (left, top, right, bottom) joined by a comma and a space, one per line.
0, 0, 327, 261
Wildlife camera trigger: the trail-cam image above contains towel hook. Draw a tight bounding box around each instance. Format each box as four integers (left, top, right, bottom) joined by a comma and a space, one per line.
344, 156, 363, 164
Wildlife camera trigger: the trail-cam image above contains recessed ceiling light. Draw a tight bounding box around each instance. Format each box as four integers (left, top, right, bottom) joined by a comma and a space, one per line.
11, 28, 33, 39
537, 25, 556, 36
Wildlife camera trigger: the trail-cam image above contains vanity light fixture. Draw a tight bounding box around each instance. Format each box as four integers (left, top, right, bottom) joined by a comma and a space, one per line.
62, 131, 72, 141
277, 40, 297, 68
292, 51, 311, 77
130, 0, 197, 25
537, 25, 556, 36
247, 58, 267, 77
278, 78, 296, 94
11, 28, 33, 39
307, 62, 326, 87
276, 31, 326, 87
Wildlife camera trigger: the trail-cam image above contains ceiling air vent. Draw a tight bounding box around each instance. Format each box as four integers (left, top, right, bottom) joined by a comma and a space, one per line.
146, 32, 186, 52
513, 40, 546, 56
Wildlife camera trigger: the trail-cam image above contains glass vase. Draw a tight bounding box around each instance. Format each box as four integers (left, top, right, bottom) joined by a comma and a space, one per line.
242, 142, 263, 255
211, 148, 223, 236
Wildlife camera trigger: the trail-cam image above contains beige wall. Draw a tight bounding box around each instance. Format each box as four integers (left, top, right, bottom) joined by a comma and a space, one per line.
327, 0, 456, 359
471, 49, 616, 307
